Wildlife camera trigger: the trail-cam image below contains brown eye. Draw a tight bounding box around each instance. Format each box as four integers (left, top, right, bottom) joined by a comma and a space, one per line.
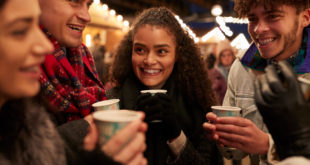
134, 47, 146, 55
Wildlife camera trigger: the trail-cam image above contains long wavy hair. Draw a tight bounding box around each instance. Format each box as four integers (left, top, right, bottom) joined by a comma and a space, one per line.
111, 7, 215, 112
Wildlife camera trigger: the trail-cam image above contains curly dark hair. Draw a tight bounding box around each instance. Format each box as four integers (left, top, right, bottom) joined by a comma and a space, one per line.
111, 7, 215, 112
234, 0, 310, 18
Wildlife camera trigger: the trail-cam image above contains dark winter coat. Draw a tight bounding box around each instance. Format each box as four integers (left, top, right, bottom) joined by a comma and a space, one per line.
107, 73, 223, 165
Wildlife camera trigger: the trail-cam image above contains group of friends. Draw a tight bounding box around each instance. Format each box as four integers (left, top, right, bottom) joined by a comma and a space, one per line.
0, 0, 310, 165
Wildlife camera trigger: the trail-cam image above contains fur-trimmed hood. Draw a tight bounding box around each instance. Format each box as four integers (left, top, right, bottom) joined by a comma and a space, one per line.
0, 98, 66, 165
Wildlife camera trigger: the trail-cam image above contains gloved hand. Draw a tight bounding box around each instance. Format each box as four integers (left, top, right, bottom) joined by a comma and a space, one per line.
135, 93, 181, 141
254, 61, 310, 160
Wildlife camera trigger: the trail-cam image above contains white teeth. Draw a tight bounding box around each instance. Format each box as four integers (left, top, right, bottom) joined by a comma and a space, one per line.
258, 38, 274, 45
143, 69, 160, 74
68, 25, 83, 31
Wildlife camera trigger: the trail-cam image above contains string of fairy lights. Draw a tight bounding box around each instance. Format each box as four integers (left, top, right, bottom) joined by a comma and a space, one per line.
88, 1, 250, 49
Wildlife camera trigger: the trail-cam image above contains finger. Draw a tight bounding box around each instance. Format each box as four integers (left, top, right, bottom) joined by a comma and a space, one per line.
156, 93, 171, 102
136, 94, 158, 110
206, 112, 217, 122
216, 129, 248, 145
202, 122, 219, 140
216, 116, 250, 127
83, 120, 98, 151
260, 74, 277, 102
83, 114, 94, 125
265, 64, 285, 93
102, 120, 142, 156
202, 122, 216, 132
127, 153, 147, 165
278, 61, 298, 86
139, 122, 148, 133
214, 123, 248, 137
217, 136, 243, 149
114, 133, 146, 164
278, 61, 304, 99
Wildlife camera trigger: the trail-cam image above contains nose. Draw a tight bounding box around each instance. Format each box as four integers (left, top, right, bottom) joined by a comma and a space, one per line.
32, 26, 54, 57
143, 51, 157, 65
253, 20, 269, 34
77, 4, 91, 24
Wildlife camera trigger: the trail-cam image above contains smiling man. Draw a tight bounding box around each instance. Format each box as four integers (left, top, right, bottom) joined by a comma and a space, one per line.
203, 0, 310, 164
37, 1, 148, 165
38, 0, 106, 122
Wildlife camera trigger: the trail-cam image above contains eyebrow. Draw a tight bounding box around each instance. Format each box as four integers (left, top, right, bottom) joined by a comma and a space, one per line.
5, 17, 33, 28
134, 42, 171, 48
248, 9, 285, 17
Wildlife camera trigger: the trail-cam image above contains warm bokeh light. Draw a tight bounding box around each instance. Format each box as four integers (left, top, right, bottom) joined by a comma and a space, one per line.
211, 4, 223, 16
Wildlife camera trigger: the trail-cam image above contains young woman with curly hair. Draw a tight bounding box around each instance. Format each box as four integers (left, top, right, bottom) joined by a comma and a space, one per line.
108, 7, 222, 165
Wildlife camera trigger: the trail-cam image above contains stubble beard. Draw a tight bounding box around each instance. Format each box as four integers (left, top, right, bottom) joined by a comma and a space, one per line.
272, 19, 300, 60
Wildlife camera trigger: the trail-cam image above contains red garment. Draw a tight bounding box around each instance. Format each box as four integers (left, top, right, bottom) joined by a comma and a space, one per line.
40, 27, 106, 122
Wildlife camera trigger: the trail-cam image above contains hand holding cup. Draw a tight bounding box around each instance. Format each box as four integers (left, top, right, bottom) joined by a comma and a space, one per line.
91, 110, 148, 164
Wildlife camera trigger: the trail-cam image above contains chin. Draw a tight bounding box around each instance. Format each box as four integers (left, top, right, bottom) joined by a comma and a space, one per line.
24, 84, 40, 98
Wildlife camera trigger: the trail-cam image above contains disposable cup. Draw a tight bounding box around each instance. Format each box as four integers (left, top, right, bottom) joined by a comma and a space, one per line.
140, 89, 167, 96
211, 106, 241, 151
140, 89, 167, 123
92, 99, 120, 111
211, 106, 241, 117
93, 110, 142, 147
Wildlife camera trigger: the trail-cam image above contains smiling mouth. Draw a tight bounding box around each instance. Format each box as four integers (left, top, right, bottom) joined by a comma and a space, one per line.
20, 66, 40, 73
67, 24, 84, 32
141, 68, 161, 75
257, 38, 276, 46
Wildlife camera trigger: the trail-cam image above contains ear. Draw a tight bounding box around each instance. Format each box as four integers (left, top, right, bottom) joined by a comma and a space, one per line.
301, 9, 310, 27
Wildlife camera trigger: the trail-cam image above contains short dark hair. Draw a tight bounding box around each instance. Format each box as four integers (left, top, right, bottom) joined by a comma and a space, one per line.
234, 0, 310, 18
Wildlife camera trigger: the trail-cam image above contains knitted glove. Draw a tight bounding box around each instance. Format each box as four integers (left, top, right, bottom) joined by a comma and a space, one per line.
135, 93, 181, 141
254, 61, 310, 160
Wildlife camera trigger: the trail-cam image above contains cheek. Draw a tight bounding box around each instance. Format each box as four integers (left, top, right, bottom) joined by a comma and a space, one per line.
163, 59, 175, 74
131, 55, 142, 71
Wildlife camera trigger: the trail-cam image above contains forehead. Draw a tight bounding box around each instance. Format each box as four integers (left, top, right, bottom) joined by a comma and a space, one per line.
1, 0, 39, 23
134, 25, 176, 43
248, 3, 297, 15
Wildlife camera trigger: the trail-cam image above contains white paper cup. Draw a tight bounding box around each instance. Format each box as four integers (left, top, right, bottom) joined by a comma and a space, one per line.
140, 89, 167, 96
211, 106, 241, 117
93, 110, 142, 146
211, 106, 241, 151
298, 77, 310, 100
92, 99, 120, 111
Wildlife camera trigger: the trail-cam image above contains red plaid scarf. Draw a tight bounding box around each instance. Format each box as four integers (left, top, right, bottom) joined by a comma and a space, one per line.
40, 27, 106, 122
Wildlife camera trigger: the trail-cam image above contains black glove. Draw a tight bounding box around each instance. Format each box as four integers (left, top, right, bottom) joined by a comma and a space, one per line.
254, 61, 310, 160
135, 93, 181, 141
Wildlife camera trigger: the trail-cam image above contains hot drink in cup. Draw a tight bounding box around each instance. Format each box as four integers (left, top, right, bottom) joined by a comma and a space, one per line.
211, 106, 244, 156
140, 89, 167, 123
140, 89, 167, 96
211, 106, 241, 117
93, 110, 142, 147
92, 99, 120, 111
